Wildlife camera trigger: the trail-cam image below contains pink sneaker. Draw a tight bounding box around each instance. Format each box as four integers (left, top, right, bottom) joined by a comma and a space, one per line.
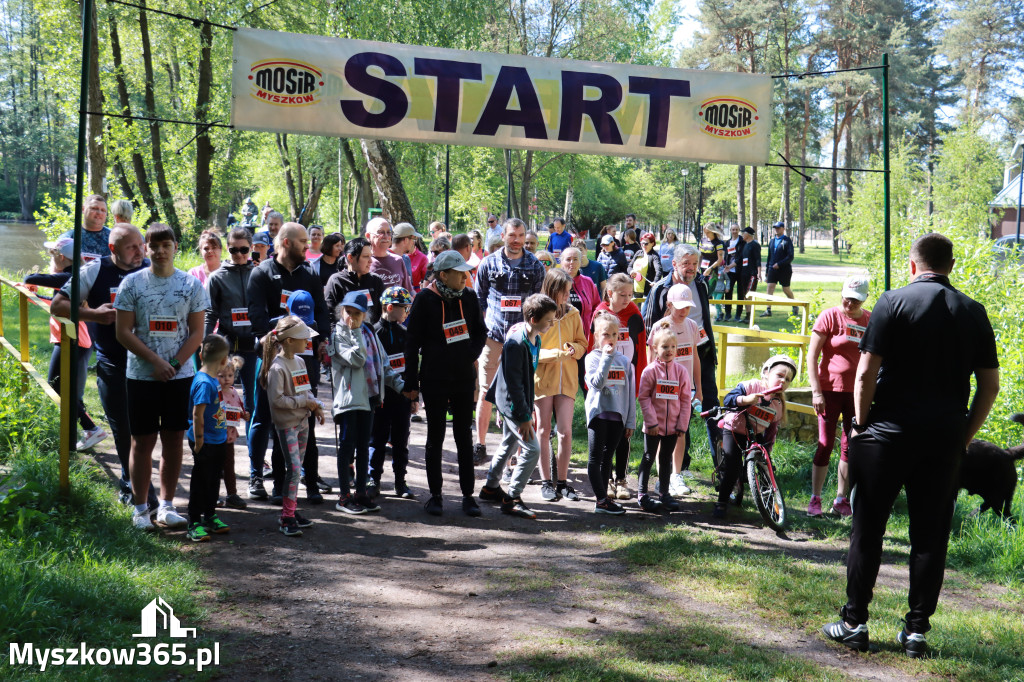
807, 495, 823, 517
832, 497, 853, 517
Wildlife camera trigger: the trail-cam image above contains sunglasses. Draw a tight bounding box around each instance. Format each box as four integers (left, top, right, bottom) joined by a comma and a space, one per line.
487, 221, 496, 225
540, 260, 554, 266
228, 246, 250, 255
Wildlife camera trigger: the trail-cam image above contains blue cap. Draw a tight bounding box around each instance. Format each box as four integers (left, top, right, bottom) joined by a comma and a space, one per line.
253, 231, 272, 246
286, 290, 315, 326
341, 290, 369, 312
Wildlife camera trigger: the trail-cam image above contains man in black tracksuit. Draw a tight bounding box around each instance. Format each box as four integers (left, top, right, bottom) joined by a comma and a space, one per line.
823, 233, 999, 657
734, 227, 761, 321
246, 223, 331, 503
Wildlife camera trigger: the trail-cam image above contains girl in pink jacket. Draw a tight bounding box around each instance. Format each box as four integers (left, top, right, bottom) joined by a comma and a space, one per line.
636, 328, 692, 513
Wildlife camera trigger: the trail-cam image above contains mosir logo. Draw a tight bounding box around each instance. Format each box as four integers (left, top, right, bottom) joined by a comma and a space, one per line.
698, 97, 758, 139
248, 59, 324, 106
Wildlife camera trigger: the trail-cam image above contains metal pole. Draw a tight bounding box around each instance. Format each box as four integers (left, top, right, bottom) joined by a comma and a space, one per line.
681, 175, 687, 237
882, 52, 891, 291
444, 145, 451, 227
505, 149, 513, 219
1015, 139, 1023, 243
697, 165, 705, 233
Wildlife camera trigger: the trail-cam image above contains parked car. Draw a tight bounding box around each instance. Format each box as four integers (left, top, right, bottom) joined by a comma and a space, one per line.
993, 235, 1024, 266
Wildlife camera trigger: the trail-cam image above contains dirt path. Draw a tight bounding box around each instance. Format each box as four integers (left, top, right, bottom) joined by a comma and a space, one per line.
87, 380, 989, 681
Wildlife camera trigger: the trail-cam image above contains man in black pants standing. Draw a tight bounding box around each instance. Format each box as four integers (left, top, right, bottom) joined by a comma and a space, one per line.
822, 233, 999, 658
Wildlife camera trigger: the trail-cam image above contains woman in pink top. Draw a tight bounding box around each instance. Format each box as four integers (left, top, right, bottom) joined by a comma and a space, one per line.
806, 276, 871, 517
305, 225, 324, 261
188, 230, 223, 286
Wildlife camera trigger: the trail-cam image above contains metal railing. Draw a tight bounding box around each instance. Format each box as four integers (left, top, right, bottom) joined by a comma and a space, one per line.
0, 275, 76, 496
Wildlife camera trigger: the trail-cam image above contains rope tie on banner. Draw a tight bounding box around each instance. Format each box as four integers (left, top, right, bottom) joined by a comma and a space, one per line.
771, 64, 889, 79
764, 158, 888, 176
769, 153, 813, 182
104, 0, 237, 31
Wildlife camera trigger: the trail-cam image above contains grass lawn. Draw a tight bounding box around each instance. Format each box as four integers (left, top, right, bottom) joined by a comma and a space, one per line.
790, 244, 864, 268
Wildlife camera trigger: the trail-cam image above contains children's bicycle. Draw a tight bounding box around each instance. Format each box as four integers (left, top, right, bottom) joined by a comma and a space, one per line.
701, 404, 787, 531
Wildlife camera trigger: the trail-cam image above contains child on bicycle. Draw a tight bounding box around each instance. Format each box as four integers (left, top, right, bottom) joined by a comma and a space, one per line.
714, 354, 796, 520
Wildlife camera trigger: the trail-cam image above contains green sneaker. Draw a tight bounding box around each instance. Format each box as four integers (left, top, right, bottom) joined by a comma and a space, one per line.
203, 514, 230, 534
186, 522, 210, 543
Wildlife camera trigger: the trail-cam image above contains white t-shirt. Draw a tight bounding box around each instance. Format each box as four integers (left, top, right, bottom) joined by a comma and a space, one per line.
114, 268, 210, 381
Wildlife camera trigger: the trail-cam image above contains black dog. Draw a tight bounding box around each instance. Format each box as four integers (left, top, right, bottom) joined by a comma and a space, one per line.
960, 413, 1024, 519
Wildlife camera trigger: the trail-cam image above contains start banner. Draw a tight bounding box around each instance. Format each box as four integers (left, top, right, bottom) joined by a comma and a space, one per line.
230, 28, 773, 165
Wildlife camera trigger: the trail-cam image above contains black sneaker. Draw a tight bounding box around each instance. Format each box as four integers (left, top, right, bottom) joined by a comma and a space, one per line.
306, 489, 324, 504
365, 482, 380, 500
594, 498, 626, 515
478, 485, 506, 503
294, 512, 314, 528
712, 502, 727, 519
501, 495, 536, 519
821, 621, 869, 652
248, 475, 268, 500
472, 443, 488, 465
540, 480, 559, 501
394, 480, 414, 499
558, 482, 580, 502
897, 629, 928, 658
355, 494, 381, 512
411, 413, 424, 423
660, 494, 680, 512
638, 494, 663, 513
279, 517, 303, 537
224, 494, 248, 510
759, 310, 772, 317
316, 476, 333, 493
335, 495, 367, 515
424, 495, 443, 516
462, 496, 482, 517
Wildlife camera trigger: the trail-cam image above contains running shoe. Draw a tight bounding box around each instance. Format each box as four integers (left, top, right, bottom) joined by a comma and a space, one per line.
897, 629, 928, 658
203, 514, 230, 534
186, 522, 210, 542
294, 512, 314, 528
315, 476, 333, 493
540, 480, 559, 501
424, 495, 443, 516
462, 496, 482, 517
156, 506, 188, 529
807, 495, 823, 517
478, 484, 506, 503
335, 495, 367, 515
355, 494, 381, 512
248, 475, 268, 500
263, 461, 273, 477
500, 496, 537, 519
832, 497, 853, 517
660, 494, 680, 512
132, 510, 155, 531
365, 482, 381, 500
279, 517, 303, 537
821, 621, 869, 652
558, 483, 580, 502
594, 498, 625, 515
394, 480, 414, 499
712, 502, 727, 519
668, 472, 687, 497
638, 494, 663, 513
614, 479, 631, 500
306, 489, 324, 504
76, 427, 108, 451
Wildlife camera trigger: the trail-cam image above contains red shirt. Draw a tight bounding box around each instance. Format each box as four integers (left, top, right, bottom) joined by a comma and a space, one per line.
408, 249, 428, 292
812, 305, 872, 392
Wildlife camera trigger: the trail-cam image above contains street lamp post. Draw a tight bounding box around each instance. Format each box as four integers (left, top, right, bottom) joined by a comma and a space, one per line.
697, 163, 707, 237
681, 168, 689, 239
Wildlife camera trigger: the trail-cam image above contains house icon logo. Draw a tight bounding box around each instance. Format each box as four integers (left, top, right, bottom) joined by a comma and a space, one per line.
133, 597, 196, 639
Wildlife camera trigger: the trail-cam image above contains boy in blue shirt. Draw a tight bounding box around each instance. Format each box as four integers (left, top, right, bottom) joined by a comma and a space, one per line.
545, 218, 573, 262
186, 334, 232, 542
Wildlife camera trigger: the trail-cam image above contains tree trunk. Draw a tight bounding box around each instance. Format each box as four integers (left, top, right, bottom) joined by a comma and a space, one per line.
750, 167, 758, 233
86, 0, 105, 196
360, 139, 416, 226
114, 160, 136, 204
830, 103, 840, 255
736, 165, 746, 232
518, 150, 533, 223
276, 134, 300, 220
340, 138, 373, 231
193, 18, 214, 226
300, 176, 323, 226
139, 2, 180, 237
109, 13, 159, 223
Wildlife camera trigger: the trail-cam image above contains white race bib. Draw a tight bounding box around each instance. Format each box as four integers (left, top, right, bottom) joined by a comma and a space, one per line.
109, 287, 119, 304
749, 403, 776, 430
606, 364, 627, 387
299, 339, 314, 356
742, 257, 749, 267
280, 289, 294, 310
148, 315, 178, 338
700, 259, 710, 269
223, 404, 244, 430
500, 296, 521, 313
443, 319, 469, 344
231, 307, 250, 327
845, 322, 866, 345
387, 352, 405, 373
291, 368, 311, 392
655, 379, 680, 401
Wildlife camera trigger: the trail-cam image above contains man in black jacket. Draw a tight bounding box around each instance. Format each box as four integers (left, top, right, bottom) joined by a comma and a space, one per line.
761, 221, 796, 317
245, 223, 331, 502
403, 251, 486, 517
734, 227, 761, 322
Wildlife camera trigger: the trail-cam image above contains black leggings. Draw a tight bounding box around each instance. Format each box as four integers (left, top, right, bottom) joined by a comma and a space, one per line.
614, 428, 631, 480
422, 386, 476, 497
717, 429, 747, 505
639, 433, 678, 498
587, 418, 623, 502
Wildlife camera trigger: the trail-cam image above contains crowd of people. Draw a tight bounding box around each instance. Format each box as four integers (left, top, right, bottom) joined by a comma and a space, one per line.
28, 194, 1000, 659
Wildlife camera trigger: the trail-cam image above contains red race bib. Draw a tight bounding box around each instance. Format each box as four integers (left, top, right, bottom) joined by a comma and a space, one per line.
443, 319, 469, 344
148, 316, 178, 337
291, 369, 311, 392
655, 379, 679, 400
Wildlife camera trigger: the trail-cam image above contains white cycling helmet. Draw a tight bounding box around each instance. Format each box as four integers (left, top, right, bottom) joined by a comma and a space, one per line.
761, 354, 797, 378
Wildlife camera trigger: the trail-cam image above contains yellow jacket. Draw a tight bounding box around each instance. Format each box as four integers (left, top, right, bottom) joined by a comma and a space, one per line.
534, 307, 587, 399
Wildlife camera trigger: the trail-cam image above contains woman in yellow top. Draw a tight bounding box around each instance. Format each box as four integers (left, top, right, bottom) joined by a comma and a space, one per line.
534, 268, 587, 503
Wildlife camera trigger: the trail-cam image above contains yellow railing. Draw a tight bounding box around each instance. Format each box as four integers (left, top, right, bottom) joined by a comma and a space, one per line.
0, 275, 76, 496
712, 292, 814, 417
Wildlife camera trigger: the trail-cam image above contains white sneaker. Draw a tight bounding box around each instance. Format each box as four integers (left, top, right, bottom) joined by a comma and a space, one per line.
156, 506, 187, 529
669, 473, 686, 497
132, 510, 155, 531
76, 427, 108, 451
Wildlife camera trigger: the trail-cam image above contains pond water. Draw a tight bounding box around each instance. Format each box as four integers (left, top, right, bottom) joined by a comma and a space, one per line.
0, 222, 47, 274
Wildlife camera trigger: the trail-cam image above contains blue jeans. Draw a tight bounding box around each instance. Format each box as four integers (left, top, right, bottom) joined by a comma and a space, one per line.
369, 390, 411, 485
247, 356, 282, 484
335, 408, 374, 497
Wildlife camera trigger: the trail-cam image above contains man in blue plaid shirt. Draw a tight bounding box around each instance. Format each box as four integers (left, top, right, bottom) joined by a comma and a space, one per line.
473, 218, 546, 464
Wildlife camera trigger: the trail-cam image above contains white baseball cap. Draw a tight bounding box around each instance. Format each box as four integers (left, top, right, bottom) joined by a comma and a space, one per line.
842, 275, 869, 302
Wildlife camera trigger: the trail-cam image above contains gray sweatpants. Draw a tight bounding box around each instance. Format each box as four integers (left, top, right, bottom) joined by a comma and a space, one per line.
485, 417, 541, 499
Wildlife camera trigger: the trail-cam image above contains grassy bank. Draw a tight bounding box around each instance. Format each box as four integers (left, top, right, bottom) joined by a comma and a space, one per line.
0, 356, 210, 680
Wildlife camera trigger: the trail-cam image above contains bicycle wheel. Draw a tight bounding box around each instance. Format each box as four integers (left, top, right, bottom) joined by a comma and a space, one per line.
746, 456, 787, 531
711, 436, 725, 492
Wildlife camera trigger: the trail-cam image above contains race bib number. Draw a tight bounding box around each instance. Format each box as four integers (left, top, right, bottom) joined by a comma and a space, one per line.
676, 343, 693, 358
845, 322, 866, 345
223, 405, 244, 430
500, 296, 522, 313
697, 326, 709, 346
280, 289, 294, 310
231, 308, 250, 327
109, 287, 118, 304
299, 339, 314, 356
618, 326, 629, 342
148, 315, 178, 337
742, 257, 749, 267
727, 246, 736, 255
82, 253, 101, 264
387, 352, 405, 373
749, 403, 776, 430
291, 369, 311, 392
700, 259, 710, 269
443, 319, 469, 344
606, 365, 626, 387
655, 379, 680, 400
